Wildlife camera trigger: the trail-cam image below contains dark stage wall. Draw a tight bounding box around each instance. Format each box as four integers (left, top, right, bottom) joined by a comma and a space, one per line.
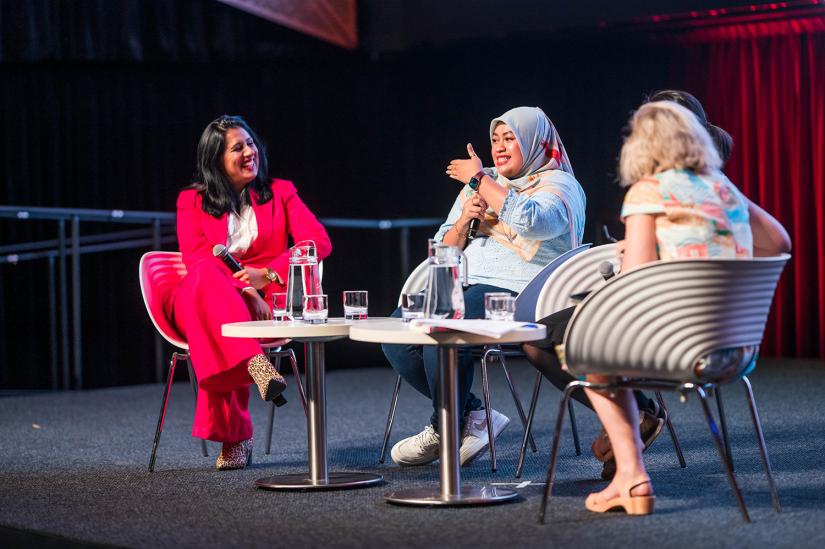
1, 1, 822, 389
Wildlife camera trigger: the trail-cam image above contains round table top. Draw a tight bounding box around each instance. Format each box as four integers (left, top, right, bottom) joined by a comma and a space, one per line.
221, 317, 394, 341
222, 318, 350, 340
348, 319, 546, 346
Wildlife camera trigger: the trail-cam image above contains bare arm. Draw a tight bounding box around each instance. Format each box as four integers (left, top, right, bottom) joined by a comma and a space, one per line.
747, 198, 791, 257
620, 214, 659, 273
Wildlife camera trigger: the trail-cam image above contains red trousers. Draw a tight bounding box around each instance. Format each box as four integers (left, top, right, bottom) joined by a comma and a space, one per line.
171, 259, 262, 443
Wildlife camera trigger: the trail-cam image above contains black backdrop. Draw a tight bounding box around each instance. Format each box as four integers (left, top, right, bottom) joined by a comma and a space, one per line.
1, 1, 680, 389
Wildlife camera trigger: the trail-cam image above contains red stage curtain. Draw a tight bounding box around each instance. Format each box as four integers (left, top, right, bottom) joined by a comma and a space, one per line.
674, 19, 825, 358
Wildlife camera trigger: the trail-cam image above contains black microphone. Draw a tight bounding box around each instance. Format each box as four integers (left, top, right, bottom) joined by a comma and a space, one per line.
212, 244, 265, 298
598, 260, 616, 281
468, 217, 480, 240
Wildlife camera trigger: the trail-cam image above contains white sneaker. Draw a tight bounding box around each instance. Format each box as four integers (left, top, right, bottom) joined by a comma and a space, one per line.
459, 409, 510, 466
391, 424, 441, 466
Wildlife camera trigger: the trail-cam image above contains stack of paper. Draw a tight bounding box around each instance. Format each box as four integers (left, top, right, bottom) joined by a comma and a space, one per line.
408, 319, 538, 338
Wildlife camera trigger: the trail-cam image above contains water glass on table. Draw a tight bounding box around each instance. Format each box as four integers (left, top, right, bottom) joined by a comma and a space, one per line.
401, 292, 425, 322
272, 292, 289, 321
484, 292, 516, 321
343, 290, 368, 320
303, 294, 328, 323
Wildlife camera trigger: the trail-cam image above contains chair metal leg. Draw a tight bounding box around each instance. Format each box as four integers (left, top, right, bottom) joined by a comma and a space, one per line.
741, 376, 782, 513
567, 399, 581, 456
264, 401, 276, 455
286, 349, 308, 418
655, 391, 686, 468
499, 353, 537, 452
481, 349, 497, 472
539, 381, 582, 523
715, 385, 734, 471
516, 371, 542, 478
263, 348, 308, 455
379, 375, 402, 464
185, 358, 208, 458
694, 385, 750, 523
264, 354, 283, 455
149, 352, 180, 472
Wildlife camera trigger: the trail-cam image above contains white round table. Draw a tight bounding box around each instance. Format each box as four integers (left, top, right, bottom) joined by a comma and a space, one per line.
349, 319, 546, 506
222, 318, 384, 491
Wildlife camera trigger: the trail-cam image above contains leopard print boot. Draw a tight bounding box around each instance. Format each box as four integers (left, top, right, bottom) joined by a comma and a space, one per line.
216, 437, 253, 470
247, 354, 287, 401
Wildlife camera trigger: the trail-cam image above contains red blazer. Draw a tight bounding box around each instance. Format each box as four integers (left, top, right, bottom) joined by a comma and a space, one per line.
176, 178, 332, 294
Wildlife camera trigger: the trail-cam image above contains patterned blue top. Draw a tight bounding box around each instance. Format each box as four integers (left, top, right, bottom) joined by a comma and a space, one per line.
434, 169, 585, 293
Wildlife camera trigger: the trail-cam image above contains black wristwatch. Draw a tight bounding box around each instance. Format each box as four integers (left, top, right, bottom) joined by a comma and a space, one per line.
468, 170, 485, 191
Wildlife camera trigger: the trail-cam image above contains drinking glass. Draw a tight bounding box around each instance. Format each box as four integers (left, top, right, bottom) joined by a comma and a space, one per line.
343, 290, 368, 320
485, 293, 516, 321
401, 292, 426, 322
484, 292, 512, 319
272, 292, 289, 321
303, 294, 328, 323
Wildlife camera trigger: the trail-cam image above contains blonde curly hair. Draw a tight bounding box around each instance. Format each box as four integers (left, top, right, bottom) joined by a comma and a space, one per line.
619, 101, 722, 187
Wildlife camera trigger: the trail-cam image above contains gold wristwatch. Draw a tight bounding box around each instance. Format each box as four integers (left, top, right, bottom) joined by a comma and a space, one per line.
264, 267, 280, 284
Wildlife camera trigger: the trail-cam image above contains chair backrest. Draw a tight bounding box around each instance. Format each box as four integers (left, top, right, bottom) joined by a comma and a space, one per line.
139, 251, 188, 350
563, 254, 790, 383
397, 259, 431, 306
514, 244, 592, 321
535, 243, 618, 320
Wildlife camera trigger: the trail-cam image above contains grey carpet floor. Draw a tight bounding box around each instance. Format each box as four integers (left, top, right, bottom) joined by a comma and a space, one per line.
1, 358, 824, 548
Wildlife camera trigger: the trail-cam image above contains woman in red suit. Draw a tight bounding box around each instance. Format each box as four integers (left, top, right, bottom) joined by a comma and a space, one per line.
172, 115, 332, 470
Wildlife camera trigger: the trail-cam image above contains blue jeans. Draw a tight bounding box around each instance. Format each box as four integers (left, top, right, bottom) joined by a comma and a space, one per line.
381, 284, 516, 430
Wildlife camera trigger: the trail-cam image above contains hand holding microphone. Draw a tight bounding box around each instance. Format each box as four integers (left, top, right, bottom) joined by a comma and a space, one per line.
212, 244, 266, 298
458, 194, 487, 240
446, 143, 486, 240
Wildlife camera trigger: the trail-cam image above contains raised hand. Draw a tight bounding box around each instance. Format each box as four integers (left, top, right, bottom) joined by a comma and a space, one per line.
446, 143, 483, 184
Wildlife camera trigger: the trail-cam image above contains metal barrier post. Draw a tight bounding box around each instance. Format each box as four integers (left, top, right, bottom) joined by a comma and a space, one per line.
71, 215, 82, 389
152, 219, 163, 382
400, 227, 410, 284
58, 219, 70, 390
48, 255, 58, 390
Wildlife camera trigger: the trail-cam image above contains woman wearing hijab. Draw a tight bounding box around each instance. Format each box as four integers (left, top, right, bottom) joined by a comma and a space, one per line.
382, 106, 586, 467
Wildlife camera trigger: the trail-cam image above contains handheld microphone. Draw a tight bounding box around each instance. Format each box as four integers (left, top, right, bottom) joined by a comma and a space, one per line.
467, 217, 480, 240
598, 261, 616, 281
571, 261, 616, 302
213, 244, 265, 298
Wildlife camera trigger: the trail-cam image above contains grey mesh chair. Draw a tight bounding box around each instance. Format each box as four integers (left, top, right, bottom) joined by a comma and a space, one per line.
379, 245, 591, 471
538, 254, 790, 523
515, 243, 686, 477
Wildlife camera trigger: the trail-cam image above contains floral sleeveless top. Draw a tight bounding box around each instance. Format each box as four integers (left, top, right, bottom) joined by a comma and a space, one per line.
620, 169, 753, 259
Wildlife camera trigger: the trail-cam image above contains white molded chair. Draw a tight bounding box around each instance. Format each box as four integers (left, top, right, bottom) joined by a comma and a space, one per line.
515, 243, 687, 478
538, 254, 790, 523
139, 251, 307, 471
379, 244, 592, 471
534, 243, 620, 319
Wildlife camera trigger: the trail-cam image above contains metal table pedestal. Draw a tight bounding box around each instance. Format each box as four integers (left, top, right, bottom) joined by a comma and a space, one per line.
252, 337, 382, 491
384, 346, 518, 506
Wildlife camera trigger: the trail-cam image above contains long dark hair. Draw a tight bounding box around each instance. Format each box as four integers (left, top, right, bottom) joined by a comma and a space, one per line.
191, 115, 272, 217
648, 90, 733, 164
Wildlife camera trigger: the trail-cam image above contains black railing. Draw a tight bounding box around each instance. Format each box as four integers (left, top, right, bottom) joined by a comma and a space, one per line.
0, 205, 441, 389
